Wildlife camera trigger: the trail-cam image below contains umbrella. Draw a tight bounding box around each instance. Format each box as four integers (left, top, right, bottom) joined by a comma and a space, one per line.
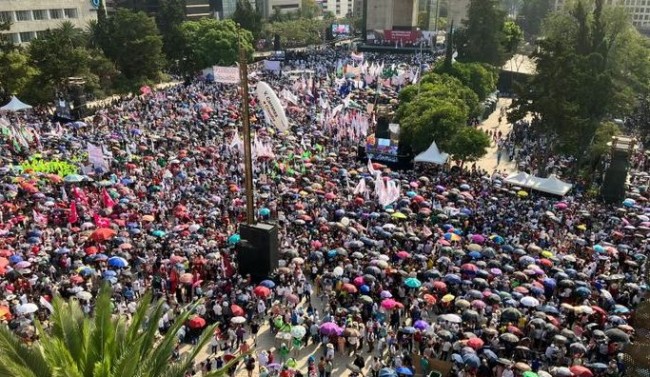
320, 322, 341, 336
520, 296, 540, 307
395, 366, 413, 376
253, 286, 271, 297
404, 277, 421, 288
107, 257, 128, 268
90, 228, 117, 242
570, 365, 593, 377
438, 314, 462, 323
605, 328, 630, 343
230, 304, 244, 316
231, 316, 246, 324
188, 316, 206, 329
379, 368, 398, 377
260, 280, 275, 288
413, 320, 429, 330
291, 325, 307, 338
17, 303, 38, 314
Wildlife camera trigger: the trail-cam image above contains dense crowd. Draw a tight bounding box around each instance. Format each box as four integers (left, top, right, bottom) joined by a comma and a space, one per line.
0, 48, 645, 377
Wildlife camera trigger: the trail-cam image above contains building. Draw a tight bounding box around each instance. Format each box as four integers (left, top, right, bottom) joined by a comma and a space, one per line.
213, 0, 237, 19
0, 0, 99, 44
256, 0, 301, 18
366, 0, 419, 31
447, 0, 469, 27
553, 0, 649, 29
185, 0, 211, 19
321, 0, 354, 18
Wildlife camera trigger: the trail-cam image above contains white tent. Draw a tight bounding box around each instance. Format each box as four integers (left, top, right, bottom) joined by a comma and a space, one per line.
503, 172, 533, 187
530, 175, 573, 196
0, 96, 32, 112
504, 172, 573, 196
414, 141, 449, 165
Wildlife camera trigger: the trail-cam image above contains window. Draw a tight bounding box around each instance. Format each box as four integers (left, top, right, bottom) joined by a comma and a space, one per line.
49, 9, 63, 19
36, 30, 49, 38
7, 33, 19, 44
19, 32, 34, 43
32, 10, 47, 20
64, 8, 78, 19
15, 10, 31, 21
0, 11, 13, 22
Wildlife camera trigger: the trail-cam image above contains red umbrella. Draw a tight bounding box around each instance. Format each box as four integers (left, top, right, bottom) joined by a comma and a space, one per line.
570, 365, 593, 377
466, 337, 484, 350
231, 304, 244, 316
253, 286, 271, 298
90, 228, 117, 242
433, 281, 447, 292
188, 316, 206, 329
591, 305, 607, 316
341, 283, 358, 293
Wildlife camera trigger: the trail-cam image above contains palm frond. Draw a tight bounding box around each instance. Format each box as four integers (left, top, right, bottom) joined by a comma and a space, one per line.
0, 324, 50, 377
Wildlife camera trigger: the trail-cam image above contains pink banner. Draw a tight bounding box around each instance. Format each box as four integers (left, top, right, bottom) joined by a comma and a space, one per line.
383, 30, 420, 43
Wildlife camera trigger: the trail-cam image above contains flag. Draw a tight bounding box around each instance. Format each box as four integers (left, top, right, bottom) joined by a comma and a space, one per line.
61, 186, 69, 202
353, 179, 367, 195
68, 202, 78, 224
367, 159, 377, 176
33, 210, 47, 225
422, 225, 433, 238
39, 296, 54, 313
101, 188, 115, 208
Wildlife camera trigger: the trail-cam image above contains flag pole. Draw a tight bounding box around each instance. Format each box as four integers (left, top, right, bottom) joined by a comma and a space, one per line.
238, 26, 255, 225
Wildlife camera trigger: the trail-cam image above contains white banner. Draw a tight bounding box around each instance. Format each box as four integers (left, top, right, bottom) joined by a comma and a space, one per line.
255, 81, 289, 132
213, 66, 240, 84
87, 143, 107, 170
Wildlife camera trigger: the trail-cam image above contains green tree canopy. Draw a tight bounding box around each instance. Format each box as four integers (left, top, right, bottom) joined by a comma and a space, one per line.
156, 0, 187, 71
517, 0, 551, 39
0, 49, 38, 100
434, 61, 498, 101
510, 0, 649, 157
447, 126, 492, 165
0, 286, 244, 377
232, 0, 263, 38
399, 73, 481, 118
178, 18, 253, 72
262, 18, 328, 46
457, 0, 511, 67
300, 0, 322, 19
101, 9, 164, 88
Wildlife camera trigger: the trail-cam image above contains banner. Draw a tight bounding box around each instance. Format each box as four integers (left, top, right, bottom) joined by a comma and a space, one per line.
213, 66, 240, 84
263, 60, 281, 72
255, 81, 289, 132
384, 30, 420, 43
351, 52, 364, 61
87, 143, 107, 170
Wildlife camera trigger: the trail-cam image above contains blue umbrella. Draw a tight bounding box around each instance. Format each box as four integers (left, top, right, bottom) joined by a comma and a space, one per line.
103, 276, 118, 284
444, 273, 462, 284
327, 249, 338, 258
260, 280, 275, 288
9, 255, 23, 264
228, 234, 241, 245
27, 237, 40, 244
468, 251, 482, 259
395, 367, 413, 376
93, 254, 108, 261
379, 368, 397, 377
78, 267, 95, 276
107, 257, 128, 268
151, 230, 166, 238
27, 230, 42, 238
55, 247, 70, 254
259, 208, 271, 216
463, 353, 481, 368
102, 270, 117, 277
360, 285, 370, 294
482, 349, 498, 361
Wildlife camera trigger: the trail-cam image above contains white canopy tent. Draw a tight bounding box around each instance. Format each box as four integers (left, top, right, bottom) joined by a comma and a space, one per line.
504, 172, 573, 196
530, 175, 573, 196
414, 141, 449, 165
0, 96, 32, 112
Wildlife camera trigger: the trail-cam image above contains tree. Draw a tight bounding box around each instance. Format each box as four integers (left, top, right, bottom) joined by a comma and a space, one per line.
101, 9, 164, 88
156, 0, 186, 70
232, 0, 263, 38
435, 61, 498, 101
400, 73, 482, 118
502, 20, 523, 55
447, 126, 491, 165
178, 18, 253, 73
0, 49, 38, 100
398, 96, 468, 153
517, 0, 551, 39
457, 0, 509, 67
262, 18, 327, 47
300, 0, 321, 19
0, 286, 245, 377
510, 0, 648, 159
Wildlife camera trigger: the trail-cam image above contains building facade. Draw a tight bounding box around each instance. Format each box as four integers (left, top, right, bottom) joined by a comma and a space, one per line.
257, 0, 301, 18
0, 0, 99, 44
185, 0, 211, 19
321, 0, 354, 18
553, 0, 650, 28
447, 0, 469, 28
366, 0, 418, 31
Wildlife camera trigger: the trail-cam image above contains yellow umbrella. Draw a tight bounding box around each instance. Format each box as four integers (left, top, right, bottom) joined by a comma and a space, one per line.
541, 250, 553, 258
391, 212, 407, 220
442, 294, 455, 303
577, 224, 587, 231
517, 190, 529, 197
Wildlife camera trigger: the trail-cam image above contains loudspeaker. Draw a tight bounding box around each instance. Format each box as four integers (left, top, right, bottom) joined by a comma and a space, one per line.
273, 34, 281, 51
237, 222, 279, 279
601, 150, 630, 203
375, 116, 390, 139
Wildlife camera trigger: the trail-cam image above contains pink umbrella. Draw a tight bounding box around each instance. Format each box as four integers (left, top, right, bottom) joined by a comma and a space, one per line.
381, 298, 399, 310
396, 251, 410, 259
286, 293, 300, 303
471, 300, 486, 309
324, 192, 336, 200
471, 234, 485, 244
555, 202, 568, 210
353, 276, 365, 286
437, 239, 450, 246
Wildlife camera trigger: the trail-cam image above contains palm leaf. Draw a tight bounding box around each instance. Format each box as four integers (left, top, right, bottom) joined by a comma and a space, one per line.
0, 325, 49, 377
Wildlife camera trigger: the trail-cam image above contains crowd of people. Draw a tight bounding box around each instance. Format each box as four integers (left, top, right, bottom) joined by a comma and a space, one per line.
0, 47, 646, 377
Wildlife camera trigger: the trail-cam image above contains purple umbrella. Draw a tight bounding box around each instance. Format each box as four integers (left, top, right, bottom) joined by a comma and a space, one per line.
320, 322, 342, 336
489, 268, 502, 276
471, 234, 485, 244
414, 320, 429, 330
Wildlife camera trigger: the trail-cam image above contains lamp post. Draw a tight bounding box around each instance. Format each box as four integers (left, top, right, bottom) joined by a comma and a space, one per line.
237, 28, 256, 225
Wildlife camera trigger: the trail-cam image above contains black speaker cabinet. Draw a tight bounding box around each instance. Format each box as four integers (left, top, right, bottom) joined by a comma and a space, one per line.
601, 150, 630, 203
237, 222, 279, 279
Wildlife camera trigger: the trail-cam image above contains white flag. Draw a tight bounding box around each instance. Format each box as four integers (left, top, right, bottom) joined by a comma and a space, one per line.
353, 179, 367, 195
367, 159, 377, 176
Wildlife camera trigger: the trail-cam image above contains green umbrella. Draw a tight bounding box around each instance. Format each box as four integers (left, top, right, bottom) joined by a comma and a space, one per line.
404, 277, 422, 288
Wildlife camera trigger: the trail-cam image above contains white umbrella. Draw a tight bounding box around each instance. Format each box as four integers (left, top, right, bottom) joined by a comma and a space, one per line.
438, 314, 462, 323
76, 291, 93, 300
292, 257, 305, 265
291, 325, 307, 338
17, 303, 38, 314
231, 316, 246, 324
520, 296, 540, 307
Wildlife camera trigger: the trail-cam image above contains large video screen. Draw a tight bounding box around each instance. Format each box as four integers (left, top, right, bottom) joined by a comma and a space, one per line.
332, 24, 351, 36
366, 134, 399, 156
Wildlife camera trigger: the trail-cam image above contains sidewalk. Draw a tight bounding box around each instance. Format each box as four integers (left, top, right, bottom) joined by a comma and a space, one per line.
475, 98, 518, 175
